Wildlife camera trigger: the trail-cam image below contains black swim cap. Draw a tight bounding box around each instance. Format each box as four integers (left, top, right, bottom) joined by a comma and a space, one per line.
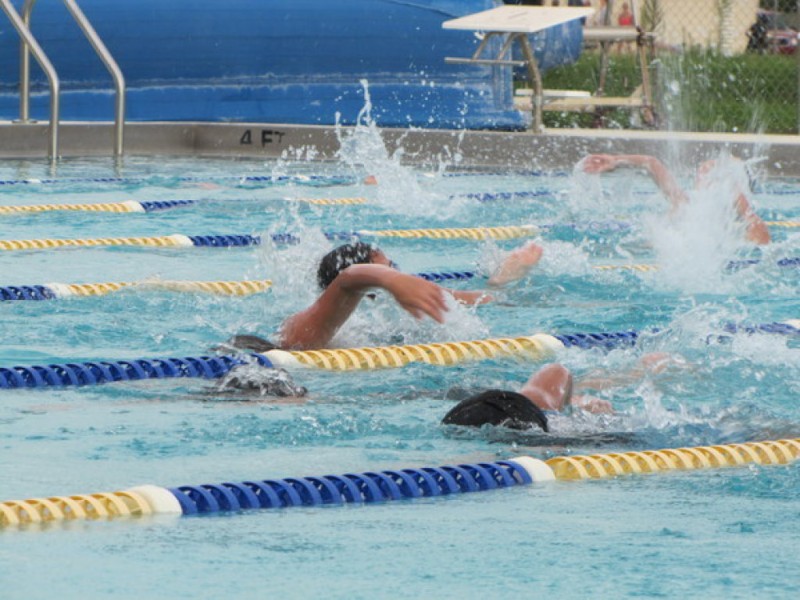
317, 242, 376, 289
441, 389, 549, 432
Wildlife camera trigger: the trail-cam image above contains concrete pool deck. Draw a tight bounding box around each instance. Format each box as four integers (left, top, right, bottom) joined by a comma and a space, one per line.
1, 121, 800, 176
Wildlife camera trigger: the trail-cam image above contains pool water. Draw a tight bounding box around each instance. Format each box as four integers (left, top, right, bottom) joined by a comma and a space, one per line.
0, 140, 799, 597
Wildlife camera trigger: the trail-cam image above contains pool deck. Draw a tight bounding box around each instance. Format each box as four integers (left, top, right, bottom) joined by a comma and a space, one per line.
1, 121, 800, 176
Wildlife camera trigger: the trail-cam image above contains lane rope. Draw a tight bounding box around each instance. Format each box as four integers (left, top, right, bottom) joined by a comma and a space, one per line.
0, 225, 539, 251
4, 437, 799, 528
2, 322, 795, 389
0, 200, 194, 214
0, 279, 272, 300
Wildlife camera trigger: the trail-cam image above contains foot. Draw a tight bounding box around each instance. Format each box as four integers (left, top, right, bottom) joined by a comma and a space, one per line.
487, 242, 543, 287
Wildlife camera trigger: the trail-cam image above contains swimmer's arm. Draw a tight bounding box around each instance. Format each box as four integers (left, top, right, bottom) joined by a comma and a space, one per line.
445, 241, 544, 303
734, 193, 771, 245
583, 154, 688, 210
280, 265, 447, 350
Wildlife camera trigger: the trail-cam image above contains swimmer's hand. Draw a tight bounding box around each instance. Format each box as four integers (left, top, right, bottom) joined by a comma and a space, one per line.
572, 394, 614, 414
449, 289, 494, 306
385, 271, 448, 323
581, 154, 619, 174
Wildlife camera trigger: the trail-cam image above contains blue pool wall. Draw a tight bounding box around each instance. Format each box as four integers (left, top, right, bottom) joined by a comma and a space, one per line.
0, 0, 581, 130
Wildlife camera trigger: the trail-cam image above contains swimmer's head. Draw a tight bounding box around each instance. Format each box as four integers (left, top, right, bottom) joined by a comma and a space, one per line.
317, 242, 395, 289
216, 365, 307, 397
441, 389, 549, 432
695, 156, 755, 193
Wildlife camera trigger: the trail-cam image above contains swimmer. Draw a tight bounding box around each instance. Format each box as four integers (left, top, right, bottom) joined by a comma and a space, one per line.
442, 363, 613, 433
210, 364, 308, 399
580, 153, 770, 245
230, 240, 543, 352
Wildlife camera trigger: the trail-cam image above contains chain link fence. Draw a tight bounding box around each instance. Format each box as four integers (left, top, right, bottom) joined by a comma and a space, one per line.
536, 0, 800, 134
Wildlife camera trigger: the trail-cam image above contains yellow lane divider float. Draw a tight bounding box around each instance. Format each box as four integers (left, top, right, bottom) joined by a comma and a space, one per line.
53, 279, 272, 298
0, 201, 145, 214
291, 197, 368, 205
544, 438, 800, 480
358, 225, 538, 240
593, 264, 660, 272
264, 334, 564, 370
0, 226, 538, 252
766, 220, 800, 228
0, 234, 193, 251
0, 200, 194, 214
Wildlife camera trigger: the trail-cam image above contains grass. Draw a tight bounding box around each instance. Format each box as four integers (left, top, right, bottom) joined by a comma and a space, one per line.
531, 50, 799, 134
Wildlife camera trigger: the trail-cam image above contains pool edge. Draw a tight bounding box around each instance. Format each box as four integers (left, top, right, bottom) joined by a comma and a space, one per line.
1, 121, 800, 176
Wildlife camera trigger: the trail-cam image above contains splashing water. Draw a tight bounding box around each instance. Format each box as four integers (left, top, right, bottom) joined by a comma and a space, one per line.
334, 80, 468, 219
331, 292, 490, 349
647, 155, 754, 294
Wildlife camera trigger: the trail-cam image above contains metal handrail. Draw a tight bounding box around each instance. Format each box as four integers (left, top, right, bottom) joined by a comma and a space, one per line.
0, 0, 60, 159
20, 0, 126, 157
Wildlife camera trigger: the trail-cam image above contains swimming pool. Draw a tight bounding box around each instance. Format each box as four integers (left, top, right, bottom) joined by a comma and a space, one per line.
1, 132, 799, 597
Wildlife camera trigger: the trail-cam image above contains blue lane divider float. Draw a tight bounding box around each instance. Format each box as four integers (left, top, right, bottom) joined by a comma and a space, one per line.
137, 200, 196, 212
168, 459, 536, 515
0, 456, 553, 528
553, 331, 641, 350
0, 174, 359, 187
415, 271, 477, 283
0, 354, 272, 389
441, 169, 569, 178
727, 257, 800, 270
0, 285, 56, 301
1, 322, 797, 390
1, 272, 466, 301
462, 190, 555, 202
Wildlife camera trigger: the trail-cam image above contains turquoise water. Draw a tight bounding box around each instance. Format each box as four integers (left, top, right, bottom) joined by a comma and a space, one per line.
0, 148, 799, 598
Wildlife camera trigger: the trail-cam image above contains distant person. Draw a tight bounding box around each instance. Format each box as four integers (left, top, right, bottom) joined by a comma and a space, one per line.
616, 2, 634, 52
617, 2, 633, 26
587, 0, 608, 27
746, 13, 769, 54
580, 153, 770, 245
229, 240, 543, 352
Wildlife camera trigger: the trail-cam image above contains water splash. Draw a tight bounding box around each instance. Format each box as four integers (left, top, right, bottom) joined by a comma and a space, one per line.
334, 80, 468, 219
213, 364, 308, 398
331, 292, 490, 349
647, 155, 755, 294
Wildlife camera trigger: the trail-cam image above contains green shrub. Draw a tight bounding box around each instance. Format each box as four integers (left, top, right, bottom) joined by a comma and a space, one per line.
533, 50, 798, 133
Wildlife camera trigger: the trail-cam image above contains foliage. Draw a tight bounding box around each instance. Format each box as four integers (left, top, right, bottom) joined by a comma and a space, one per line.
760, 0, 797, 13
640, 0, 664, 33
536, 49, 798, 133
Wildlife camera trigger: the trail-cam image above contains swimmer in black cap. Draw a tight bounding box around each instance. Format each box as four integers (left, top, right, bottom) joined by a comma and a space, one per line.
230, 240, 543, 352
442, 363, 613, 432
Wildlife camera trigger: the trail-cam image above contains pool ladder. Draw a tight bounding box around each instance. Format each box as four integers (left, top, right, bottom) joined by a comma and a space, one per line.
0, 0, 125, 160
